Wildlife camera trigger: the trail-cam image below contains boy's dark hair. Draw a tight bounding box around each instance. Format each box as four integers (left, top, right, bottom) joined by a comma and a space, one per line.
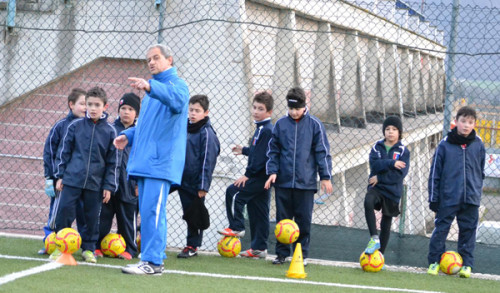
189, 95, 209, 112
67, 88, 86, 108
253, 91, 274, 112
456, 106, 477, 120
86, 87, 108, 105
286, 87, 306, 108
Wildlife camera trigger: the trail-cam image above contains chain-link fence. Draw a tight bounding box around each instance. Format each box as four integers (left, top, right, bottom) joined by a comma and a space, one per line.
0, 0, 499, 274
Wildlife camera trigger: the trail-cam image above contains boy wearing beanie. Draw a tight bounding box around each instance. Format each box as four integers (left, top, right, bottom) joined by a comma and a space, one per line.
95, 93, 141, 260
363, 116, 410, 261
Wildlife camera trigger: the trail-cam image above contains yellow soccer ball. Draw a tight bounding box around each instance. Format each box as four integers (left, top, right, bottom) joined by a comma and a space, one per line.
274, 219, 300, 244
44, 232, 57, 255
55, 228, 81, 254
359, 250, 385, 272
217, 236, 241, 258
440, 251, 463, 275
101, 233, 126, 257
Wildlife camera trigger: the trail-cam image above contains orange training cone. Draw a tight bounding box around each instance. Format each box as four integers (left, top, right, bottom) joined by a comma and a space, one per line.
286, 243, 307, 279
56, 253, 77, 266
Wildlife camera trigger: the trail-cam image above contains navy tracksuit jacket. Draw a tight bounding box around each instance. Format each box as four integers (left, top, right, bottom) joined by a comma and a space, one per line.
266, 110, 332, 258
98, 117, 139, 256
226, 118, 273, 251
54, 112, 118, 251
178, 118, 220, 248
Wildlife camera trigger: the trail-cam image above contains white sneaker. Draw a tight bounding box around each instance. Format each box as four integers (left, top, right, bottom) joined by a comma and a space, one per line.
122, 261, 163, 275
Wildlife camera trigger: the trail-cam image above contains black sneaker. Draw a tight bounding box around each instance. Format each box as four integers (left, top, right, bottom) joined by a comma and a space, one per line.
177, 246, 198, 258
121, 261, 163, 275
272, 255, 286, 265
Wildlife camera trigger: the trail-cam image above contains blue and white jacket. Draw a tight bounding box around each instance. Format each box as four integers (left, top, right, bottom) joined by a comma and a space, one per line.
266, 110, 332, 191
55, 112, 118, 192
242, 118, 273, 179
43, 111, 78, 179
113, 117, 137, 204
180, 118, 220, 193
428, 135, 485, 207
122, 67, 189, 184
368, 139, 410, 203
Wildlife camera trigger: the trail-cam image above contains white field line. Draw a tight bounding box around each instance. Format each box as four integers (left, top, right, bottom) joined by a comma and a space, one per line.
0, 261, 62, 285
0, 254, 441, 293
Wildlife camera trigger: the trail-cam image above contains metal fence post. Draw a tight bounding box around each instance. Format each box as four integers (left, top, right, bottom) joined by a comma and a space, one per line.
443, 0, 460, 135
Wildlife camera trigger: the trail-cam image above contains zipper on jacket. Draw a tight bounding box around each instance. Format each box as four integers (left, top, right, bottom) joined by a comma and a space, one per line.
462, 144, 466, 203
292, 122, 297, 187
83, 123, 96, 188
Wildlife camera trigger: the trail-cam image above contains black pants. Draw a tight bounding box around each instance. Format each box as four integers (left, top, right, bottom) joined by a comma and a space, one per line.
364, 188, 395, 254
178, 188, 204, 248
54, 186, 101, 251
98, 192, 138, 256
274, 187, 314, 259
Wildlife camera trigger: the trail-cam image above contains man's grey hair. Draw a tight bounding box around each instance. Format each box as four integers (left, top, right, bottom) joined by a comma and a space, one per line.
147, 44, 173, 59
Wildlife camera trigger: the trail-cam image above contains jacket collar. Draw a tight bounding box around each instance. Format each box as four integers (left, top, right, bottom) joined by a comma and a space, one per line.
254, 117, 272, 126
286, 107, 309, 122
152, 67, 177, 81
85, 111, 109, 122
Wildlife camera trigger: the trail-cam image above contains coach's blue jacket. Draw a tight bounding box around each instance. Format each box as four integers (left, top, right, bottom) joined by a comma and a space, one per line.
428, 134, 485, 207
43, 111, 78, 179
242, 118, 273, 179
55, 112, 118, 192
179, 118, 220, 193
122, 67, 189, 185
266, 110, 332, 191
368, 139, 410, 203
113, 117, 137, 204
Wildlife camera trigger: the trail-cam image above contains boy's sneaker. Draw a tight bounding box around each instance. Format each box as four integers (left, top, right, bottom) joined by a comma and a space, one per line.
122, 261, 163, 275
119, 251, 132, 260
272, 255, 286, 265
94, 249, 104, 258
459, 266, 471, 278
217, 228, 245, 238
240, 249, 267, 259
38, 248, 47, 255
303, 258, 308, 267
364, 238, 381, 254
427, 262, 439, 276
49, 249, 62, 261
82, 250, 97, 263
177, 246, 198, 258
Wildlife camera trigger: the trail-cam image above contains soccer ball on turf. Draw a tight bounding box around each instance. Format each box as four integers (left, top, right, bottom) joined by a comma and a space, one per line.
101, 233, 126, 257
440, 251, 463, 275
274, 219, 300, 244
44, 232, 57, 254
217, 236, 241, 257
55, 228, 81, 254
359, 250, 385, 272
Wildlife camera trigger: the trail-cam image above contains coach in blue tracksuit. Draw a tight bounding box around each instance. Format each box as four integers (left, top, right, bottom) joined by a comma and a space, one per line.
117, 44, 189, 275
265, 87, 333, 265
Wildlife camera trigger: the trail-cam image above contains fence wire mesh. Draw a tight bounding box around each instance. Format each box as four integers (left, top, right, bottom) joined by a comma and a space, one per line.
0, 0, 499, 274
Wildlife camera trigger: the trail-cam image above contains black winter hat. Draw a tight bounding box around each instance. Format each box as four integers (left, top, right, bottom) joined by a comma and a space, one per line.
119, 93, 141, 113
383, 116, 403, 139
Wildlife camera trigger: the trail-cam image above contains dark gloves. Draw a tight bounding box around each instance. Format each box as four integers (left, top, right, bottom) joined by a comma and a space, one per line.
429, 202, 439, 213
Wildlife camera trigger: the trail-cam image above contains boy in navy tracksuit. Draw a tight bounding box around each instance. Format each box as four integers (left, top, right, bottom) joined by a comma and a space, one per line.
363, 116, 410, 258
265, 87, 333, 265
218, 92, 274, 259
427, 106, 485, 278
53, 87, 118, 263
176, 95, 220, 258
41, 88, 87, 255
95, 93, 141, 260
